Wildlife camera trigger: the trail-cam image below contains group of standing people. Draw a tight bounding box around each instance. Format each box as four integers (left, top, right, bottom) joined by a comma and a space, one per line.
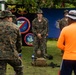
0, 8, 48, 75
57, 10, 76, 75
32, 9, 76, 75
0, 7, 76, 75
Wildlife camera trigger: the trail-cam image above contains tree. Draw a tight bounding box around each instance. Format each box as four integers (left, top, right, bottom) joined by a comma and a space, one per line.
5, 0, 76, 13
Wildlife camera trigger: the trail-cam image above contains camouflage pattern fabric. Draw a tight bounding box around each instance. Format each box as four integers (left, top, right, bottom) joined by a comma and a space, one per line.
32, 17, 48, 57
0, 20, 23, 75
0, 20, 22, 59
59, 17, 68, 54
0, 59, 23, 75
59, 18, 68, 31
36, 9, 43, 14
0, 61, 6, 75
12, 15, 17, 24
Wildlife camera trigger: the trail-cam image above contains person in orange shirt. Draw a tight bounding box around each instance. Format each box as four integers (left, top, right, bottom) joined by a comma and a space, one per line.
57, 10, 76, 75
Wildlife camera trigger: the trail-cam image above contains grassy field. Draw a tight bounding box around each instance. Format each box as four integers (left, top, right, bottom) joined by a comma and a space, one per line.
6, 40, 62, 75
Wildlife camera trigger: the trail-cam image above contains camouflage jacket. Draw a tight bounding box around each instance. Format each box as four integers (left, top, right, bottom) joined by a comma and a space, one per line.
59, 18, 68, 31
0, 20, 22, 60
32, 17, 48, 37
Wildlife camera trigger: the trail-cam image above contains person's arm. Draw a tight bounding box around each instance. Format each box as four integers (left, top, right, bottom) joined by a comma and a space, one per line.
59, 20, 63, 30
41, 18, 48, 36
16, 29, 22, 53
32, 19, 38, 35
57, 30, 65, 50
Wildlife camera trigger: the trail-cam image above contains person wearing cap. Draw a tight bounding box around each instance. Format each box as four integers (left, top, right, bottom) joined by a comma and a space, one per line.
6, 7, 17, 24
32, 9, 48, 58
59, 9, 69, 55
57, 10, 76, 75
59, 10, 69, 30
0, 10, 23, 75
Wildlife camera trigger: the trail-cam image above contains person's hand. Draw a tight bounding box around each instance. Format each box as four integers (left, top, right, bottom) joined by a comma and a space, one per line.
46, 34, 48, 36
37, 33, 42, 39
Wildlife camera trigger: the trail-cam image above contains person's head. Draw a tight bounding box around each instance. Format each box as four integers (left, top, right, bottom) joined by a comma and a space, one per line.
64, 10, 69, 17
1, 10, 14, 22
65, 10, 76, 24
36, 9, 43, 19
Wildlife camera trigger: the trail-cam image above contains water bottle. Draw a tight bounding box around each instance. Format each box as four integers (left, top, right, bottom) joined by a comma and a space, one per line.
19, 53, 22, 58
31, 54, 35, 62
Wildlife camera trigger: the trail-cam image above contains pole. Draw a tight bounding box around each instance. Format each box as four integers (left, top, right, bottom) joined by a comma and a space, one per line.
0, 0, 5, 10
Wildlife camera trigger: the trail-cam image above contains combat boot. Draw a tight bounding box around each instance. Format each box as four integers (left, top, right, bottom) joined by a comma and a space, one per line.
14, 65, 23, 75
15, 72, 23, 75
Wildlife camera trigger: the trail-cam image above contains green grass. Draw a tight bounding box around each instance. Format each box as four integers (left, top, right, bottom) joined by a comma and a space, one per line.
6, 40, 62, 75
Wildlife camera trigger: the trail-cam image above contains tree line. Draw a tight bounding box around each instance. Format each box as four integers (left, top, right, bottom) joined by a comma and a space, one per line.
5, 0, 76, 13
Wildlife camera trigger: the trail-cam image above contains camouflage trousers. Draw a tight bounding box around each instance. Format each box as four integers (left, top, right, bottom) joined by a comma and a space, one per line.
0, 58, 23, 75
45, 37, 48, 54
33, 36, 47, 57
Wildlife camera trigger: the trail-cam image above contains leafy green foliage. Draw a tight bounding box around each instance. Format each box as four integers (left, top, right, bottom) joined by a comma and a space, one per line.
6, 0, 76, 13
65, 3, 75, 8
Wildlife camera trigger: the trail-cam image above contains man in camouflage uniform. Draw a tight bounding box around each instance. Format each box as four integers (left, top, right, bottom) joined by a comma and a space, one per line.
59, 10, 69, 55
59, 10, 68, 31
32, 9, 48, 58
0, 10, 23, 75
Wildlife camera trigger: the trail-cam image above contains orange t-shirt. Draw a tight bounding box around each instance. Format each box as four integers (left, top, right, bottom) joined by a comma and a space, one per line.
57, 22, 76, 60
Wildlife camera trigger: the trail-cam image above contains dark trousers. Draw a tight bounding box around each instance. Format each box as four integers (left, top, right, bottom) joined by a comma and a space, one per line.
60, 60, 76, 75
